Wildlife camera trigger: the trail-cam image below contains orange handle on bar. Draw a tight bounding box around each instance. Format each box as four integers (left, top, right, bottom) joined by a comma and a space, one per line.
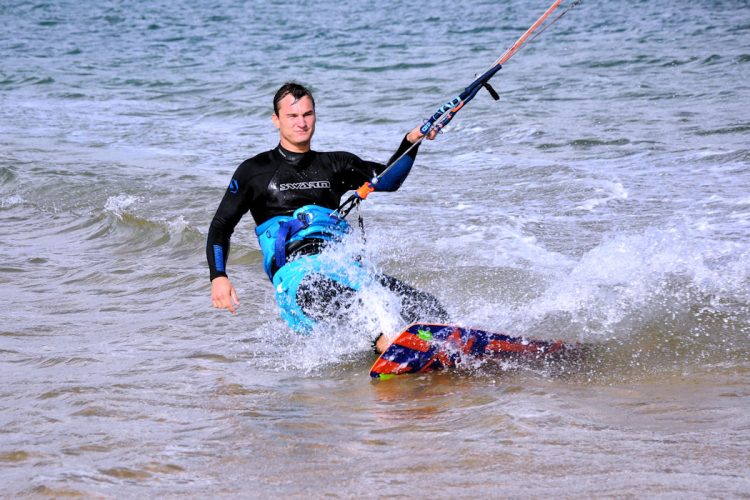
356, 182, 375, 200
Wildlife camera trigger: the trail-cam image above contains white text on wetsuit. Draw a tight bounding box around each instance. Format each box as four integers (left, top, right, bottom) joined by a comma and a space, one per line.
279, 181, 331, 191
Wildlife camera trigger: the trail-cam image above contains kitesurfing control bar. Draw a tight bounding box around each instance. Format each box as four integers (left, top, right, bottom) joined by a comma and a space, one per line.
335, 0, 575, 220
415, 0, 564, 140
419, 64, 503, 136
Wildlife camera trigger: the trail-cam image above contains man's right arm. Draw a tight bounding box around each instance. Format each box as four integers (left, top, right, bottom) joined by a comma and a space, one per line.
206, 162, 254, 313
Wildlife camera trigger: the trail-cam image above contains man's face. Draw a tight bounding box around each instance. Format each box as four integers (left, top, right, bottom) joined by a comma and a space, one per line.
272, 94, 316, 152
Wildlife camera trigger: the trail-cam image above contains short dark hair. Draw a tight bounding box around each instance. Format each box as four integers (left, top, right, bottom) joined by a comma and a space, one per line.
273, 82, 315, 115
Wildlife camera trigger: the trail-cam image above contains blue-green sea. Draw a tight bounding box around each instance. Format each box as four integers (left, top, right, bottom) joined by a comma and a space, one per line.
2, 0, 749, 496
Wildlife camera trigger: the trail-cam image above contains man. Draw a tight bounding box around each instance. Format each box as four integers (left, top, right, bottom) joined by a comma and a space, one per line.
207, 82, 448, 349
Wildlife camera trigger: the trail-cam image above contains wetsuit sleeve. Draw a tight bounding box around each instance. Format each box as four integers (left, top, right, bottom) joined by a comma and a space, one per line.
374, 134, 421, 192
385, 134, 421, 169
206, 163, 254, 281
337, 134, 421, 192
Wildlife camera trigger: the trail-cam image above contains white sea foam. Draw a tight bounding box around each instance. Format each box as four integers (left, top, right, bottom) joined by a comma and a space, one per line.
103, 194, 139, 218
432, 217, 576, 271
165, 214, 190, 234
575, 180, 628, 211
258, 234, 409, 373
0, 194, 25, 208
510, 225, 750, 340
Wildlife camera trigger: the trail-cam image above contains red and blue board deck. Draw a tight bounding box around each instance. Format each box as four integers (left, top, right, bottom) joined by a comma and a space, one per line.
370, 323, 571, 379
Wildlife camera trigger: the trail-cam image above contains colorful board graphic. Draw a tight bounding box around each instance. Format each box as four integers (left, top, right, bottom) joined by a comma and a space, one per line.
370, 323, 571, 379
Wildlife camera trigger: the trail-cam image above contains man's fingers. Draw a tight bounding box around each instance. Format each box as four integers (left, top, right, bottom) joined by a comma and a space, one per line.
212, 293, 238, 313
211, 278, 239, 314
226, 287, 239, 313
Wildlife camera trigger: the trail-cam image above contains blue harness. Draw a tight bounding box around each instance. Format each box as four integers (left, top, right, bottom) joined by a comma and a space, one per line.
255, 205, 368, 333
255, 205, 352, 280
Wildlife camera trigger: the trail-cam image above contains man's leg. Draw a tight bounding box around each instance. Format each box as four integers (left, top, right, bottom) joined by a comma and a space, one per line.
377, 274, 450, 324
296, 273, 361, 322
294, 270, 449, 353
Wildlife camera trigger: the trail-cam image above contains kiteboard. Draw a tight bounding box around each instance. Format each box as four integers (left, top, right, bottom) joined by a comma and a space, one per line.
370, 323, 572, 379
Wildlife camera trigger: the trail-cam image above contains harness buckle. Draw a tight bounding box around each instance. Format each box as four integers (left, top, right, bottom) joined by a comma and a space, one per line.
297, 211, 312, 227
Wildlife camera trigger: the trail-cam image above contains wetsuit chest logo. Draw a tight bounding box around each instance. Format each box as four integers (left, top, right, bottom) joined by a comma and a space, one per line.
279, 181, 331, 191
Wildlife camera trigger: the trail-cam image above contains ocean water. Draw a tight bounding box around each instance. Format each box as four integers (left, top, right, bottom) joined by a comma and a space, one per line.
2, 0, 749, 496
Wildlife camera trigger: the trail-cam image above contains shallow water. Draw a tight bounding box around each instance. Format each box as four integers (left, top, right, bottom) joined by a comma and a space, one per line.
2, 0, 750, 496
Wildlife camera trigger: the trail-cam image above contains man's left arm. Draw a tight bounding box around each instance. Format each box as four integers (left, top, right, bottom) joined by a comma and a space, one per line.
339, 125, 434, 192
373, 125, 433, 192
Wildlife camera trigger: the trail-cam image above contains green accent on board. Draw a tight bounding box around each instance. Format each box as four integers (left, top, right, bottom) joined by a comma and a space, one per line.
417, 329, 433, 341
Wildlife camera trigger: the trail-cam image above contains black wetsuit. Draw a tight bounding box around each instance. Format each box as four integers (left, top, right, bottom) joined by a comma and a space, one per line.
206, 136, 448, 325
